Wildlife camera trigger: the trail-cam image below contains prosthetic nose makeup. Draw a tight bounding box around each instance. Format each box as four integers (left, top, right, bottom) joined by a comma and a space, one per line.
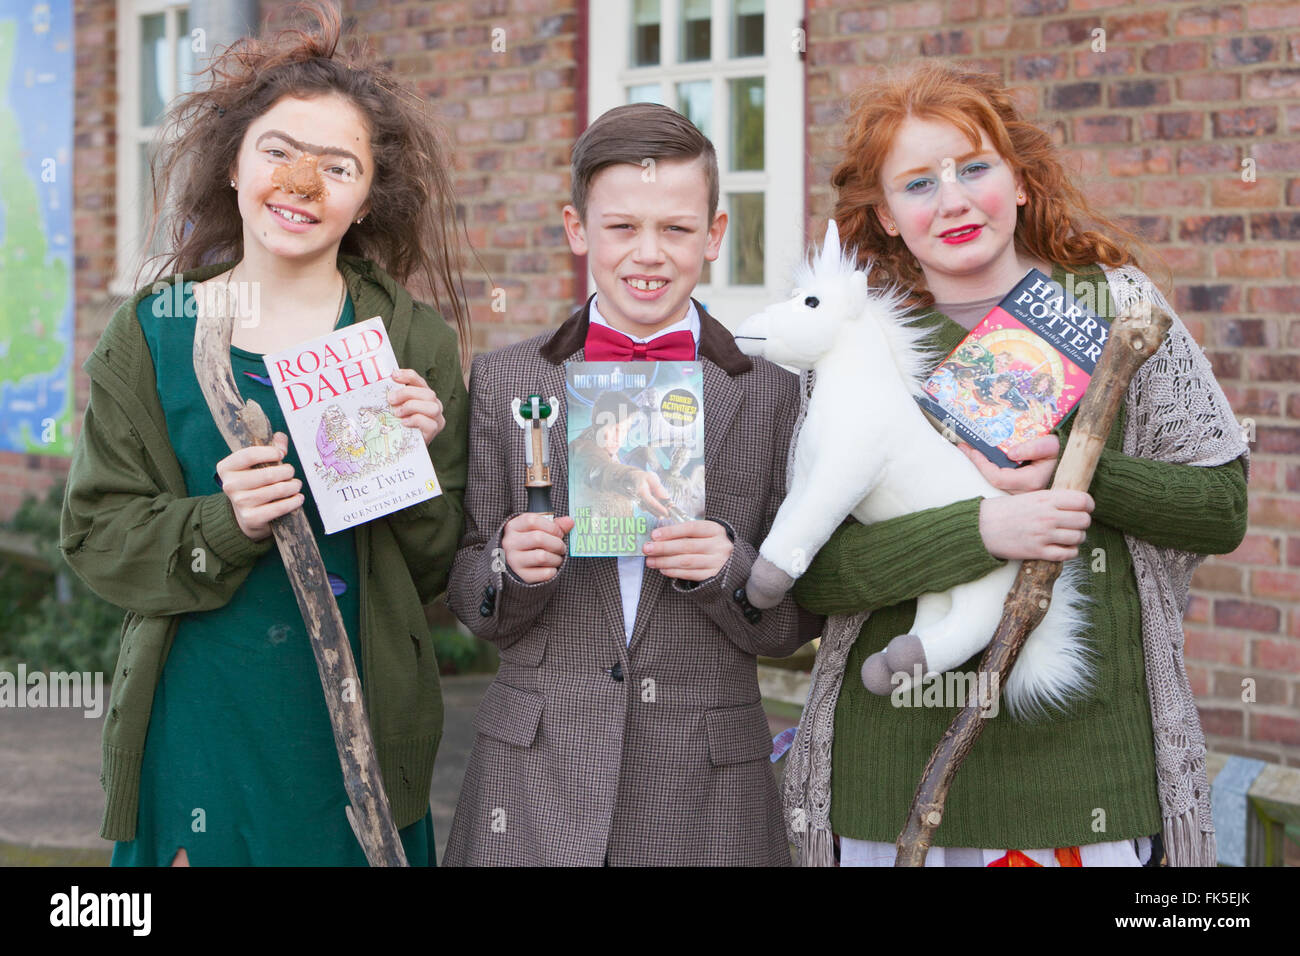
272, 152, 330, 202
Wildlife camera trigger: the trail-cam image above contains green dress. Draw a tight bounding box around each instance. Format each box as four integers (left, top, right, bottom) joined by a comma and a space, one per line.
112, 282, 435, 866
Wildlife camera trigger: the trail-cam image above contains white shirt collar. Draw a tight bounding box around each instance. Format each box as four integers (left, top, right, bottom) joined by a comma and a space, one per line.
589, 296, 700, 347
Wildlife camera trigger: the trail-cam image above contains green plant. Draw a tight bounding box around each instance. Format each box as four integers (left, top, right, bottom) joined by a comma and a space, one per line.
430, 626, 498, 676
0, 482, 123, 676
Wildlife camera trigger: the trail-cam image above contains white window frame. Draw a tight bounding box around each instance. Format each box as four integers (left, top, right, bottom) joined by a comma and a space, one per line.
111, 0, 191, 296
588, 0, 805, 329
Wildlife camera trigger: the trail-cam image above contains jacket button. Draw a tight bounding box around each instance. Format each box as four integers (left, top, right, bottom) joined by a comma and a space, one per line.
485, 584, 497, 599
745, 608, 762, 624
479, 601, 493, 617
609, 662, 624, 683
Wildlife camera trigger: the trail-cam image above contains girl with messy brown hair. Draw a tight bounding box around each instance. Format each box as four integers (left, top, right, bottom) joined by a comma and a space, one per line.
141, 4, 469, 362
62, 2, 470, 865
784, 60, 1248, 868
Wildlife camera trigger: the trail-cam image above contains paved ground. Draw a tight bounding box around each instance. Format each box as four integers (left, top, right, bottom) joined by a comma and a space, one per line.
0, 674, 796, 865
0, 674, 494, 864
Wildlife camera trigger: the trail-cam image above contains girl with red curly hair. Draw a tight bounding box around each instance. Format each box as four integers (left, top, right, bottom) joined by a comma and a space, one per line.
783, 61, 1249, 868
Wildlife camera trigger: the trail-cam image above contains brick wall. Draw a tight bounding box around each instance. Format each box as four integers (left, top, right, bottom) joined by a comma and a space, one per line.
806, 0, 1300, 766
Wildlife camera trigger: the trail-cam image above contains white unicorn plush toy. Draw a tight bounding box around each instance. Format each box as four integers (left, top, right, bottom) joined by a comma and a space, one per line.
734, 220, 1089, 717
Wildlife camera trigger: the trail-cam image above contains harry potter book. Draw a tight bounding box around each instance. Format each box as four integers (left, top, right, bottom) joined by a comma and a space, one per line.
263, 316, 441, 534
565, 361, 705, 557
917, 269, 1111, 468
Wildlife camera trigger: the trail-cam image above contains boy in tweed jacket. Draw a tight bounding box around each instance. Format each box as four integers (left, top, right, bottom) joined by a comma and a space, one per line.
444, 105, 822, 866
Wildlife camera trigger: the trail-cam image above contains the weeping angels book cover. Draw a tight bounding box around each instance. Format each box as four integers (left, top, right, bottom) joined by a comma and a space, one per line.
565, 361, 705, 557
263, 316, 441, 533
916, 269, 1111, 468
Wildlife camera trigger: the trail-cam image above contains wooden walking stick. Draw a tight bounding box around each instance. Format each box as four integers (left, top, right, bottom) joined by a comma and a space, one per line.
193, 289, 409, 867
895, 299, 1173, 867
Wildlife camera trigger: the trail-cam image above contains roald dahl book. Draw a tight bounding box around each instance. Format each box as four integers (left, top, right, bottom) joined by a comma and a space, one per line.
916, 269, 1111, 468
263, 316, 441, 533
565, 361, 705, 557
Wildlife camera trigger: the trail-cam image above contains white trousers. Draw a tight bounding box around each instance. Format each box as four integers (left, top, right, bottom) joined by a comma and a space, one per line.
840, 836, 1151, 867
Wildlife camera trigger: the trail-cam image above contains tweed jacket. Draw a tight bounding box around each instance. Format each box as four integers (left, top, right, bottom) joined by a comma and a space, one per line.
443, 297, 823, 866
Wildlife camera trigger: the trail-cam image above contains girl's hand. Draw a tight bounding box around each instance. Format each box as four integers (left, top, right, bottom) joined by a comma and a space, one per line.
389, 368, 444, 446
958, 435, 1061, 493
217, 432, 303, 541
978, 490, 1094, 562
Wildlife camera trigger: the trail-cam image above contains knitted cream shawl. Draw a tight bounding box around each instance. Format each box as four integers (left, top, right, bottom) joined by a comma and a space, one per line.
781, 264, 1250, 867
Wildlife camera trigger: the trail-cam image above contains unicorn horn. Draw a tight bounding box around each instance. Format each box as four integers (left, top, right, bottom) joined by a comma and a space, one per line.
818, 219, 842, 271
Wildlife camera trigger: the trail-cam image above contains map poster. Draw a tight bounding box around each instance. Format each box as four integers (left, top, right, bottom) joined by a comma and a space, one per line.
0, 1, 73, 455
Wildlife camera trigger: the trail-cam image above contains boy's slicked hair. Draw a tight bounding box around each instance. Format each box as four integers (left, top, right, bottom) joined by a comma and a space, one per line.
570, 103, 719, 222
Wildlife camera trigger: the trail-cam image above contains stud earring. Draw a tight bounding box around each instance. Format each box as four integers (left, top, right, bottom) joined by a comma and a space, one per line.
355, 217, 364, 224
230, 180, 237, 189
1017, 192, 1025, 202
885, 222, 897, 234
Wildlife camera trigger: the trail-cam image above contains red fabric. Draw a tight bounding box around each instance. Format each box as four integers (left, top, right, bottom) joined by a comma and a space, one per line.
1054, 846, 1083, 867
584, 323, 695, 361
986, 847, 1083, 867
987, 849, 1042, 867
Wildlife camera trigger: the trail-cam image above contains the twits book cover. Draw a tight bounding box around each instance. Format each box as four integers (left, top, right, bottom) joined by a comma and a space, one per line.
263, 316, 441, 533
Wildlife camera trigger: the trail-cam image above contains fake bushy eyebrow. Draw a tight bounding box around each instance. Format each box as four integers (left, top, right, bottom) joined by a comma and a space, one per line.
256, 130, 365, 175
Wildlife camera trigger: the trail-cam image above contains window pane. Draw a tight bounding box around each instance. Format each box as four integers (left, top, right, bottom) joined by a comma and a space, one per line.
680, 0, 711, 63
626, 83, 664, 105
632, 0, 660, 67
731, 0, 763, 58
676, 80, 712, 139
140, 13, 167, 125
728, 192, 764, 286
729, 77, 764, 171
177, 9, 195, 96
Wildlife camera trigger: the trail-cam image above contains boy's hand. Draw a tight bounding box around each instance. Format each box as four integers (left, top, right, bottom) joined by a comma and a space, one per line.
978, 490, 1093, 562
958, 435, 1060, 494
644, 520, 733, 581
217, 431, 304, 541
388, 368, 445, 446
502, 513, 576, 583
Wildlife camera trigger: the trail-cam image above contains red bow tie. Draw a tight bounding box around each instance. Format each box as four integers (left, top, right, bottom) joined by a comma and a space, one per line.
584, 322, 696, 362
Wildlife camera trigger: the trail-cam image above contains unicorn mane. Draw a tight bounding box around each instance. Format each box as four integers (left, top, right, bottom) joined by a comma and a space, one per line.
791, 233, 940, 400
